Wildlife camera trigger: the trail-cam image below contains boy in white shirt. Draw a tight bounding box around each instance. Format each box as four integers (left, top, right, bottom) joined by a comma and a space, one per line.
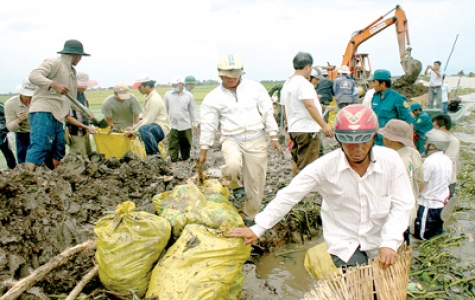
414, 129, 452, 240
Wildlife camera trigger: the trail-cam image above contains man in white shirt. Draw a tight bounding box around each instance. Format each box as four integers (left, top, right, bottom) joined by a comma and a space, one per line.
164, 76, 198, 169
424, 61, 443, 109
432, 114, 459, 199
440, 75, 451, 114
362, 79, 375, 108
230, 105, 413, 269
281, 53, 332, 176
199, 54, 282, 225
414, 129, 452, 240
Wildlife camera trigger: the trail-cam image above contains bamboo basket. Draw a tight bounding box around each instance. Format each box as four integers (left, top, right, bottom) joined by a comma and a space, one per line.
303, 246, 413, 300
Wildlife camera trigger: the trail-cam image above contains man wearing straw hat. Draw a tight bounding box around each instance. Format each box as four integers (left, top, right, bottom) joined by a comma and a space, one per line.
4, 79, 37, 164
379, 119, 424, 245
230, 105, 413, 270
26, 39, 92, 171
65, 71, 97, 156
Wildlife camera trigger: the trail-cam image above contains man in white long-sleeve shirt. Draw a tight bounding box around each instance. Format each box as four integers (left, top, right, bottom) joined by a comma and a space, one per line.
164, 76, 198, 169
199, 54, 282, 225
230, 105, 413, 269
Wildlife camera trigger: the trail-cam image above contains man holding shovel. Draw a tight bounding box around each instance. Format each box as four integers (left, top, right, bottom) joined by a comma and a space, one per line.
26, 39, 93, 171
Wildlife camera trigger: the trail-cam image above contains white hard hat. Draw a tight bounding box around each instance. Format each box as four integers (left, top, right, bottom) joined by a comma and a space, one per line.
217, 54, 244, 70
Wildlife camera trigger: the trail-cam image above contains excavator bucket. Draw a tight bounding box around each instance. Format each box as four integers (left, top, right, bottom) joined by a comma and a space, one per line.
400, 47, 422, 84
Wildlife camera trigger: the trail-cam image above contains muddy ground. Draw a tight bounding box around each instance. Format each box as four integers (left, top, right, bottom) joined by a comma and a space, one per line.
1, 92, 474, 299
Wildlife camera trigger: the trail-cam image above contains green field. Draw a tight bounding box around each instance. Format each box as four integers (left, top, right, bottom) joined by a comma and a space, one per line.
0, 82, 283, 169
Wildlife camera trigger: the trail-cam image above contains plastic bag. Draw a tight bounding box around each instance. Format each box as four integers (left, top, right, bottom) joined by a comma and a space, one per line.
304, 242, 341, 280
146, 224, 251, 299
94, 201, 171, 297
153, 180, 244, 237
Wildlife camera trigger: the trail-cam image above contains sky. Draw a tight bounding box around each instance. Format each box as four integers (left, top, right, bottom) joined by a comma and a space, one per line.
0, 0, 474, 93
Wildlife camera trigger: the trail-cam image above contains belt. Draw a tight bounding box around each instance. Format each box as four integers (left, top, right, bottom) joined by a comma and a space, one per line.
430, 85, 441, 88
228, 130, 265, 142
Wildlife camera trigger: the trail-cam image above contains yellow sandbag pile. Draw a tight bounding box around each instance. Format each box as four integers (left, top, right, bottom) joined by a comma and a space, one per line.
304, 242, 341, 280
153, 179, 244, 237
94, 201, 171, 297
146, 224, 251, 299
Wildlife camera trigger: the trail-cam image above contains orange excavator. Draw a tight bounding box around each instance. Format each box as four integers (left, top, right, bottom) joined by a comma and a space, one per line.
327, 5, 422, 84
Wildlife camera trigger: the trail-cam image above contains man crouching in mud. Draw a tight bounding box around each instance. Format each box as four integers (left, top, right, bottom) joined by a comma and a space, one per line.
230, 105, 413, 270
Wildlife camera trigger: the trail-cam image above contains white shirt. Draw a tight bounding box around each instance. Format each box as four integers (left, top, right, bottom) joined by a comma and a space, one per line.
445, 135, 460, 184
362, 88, 375, 108
441, 83, 450, 103
281, 75, 322, 133
428, 69, 443, 87
200, 79, 278, 149
164, 89, 198, 131
419, 151, 452, 209
251, 146, 413, 262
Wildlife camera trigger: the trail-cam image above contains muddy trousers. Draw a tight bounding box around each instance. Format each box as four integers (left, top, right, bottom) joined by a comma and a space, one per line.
220, 134, 267, 221
69, 134, 92, 157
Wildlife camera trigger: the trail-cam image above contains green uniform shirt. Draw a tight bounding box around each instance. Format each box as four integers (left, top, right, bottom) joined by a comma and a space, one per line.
372, 88, 412, 145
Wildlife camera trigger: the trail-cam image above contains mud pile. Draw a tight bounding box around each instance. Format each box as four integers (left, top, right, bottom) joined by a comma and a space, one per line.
0, 135, 325, 296
0, 152, 178, 294
393, 79, 427, 99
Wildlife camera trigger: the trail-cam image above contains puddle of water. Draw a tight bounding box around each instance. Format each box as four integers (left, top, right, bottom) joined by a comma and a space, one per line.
254, 236, 323, 299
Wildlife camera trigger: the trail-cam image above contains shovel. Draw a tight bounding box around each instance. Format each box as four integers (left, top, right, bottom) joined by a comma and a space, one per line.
441, 196, 457, 222
64, 93, 95, 120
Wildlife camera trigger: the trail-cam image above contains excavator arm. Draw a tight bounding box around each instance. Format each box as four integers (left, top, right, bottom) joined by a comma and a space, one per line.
342, 5, 422, 83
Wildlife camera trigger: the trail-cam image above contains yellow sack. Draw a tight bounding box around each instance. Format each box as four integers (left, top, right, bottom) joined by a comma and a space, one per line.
153, 181, 244, 238
146, 224, 251, 300
93, 127, 147, 158
304, 242, 341, 280
94, 201, 171, 297
158, 141, 167, 160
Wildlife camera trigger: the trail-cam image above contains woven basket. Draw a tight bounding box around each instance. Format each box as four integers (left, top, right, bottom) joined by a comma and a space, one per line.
303, 246, 413, 300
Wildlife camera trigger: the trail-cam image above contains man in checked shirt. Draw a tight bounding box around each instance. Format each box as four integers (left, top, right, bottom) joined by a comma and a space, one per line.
230, 104, 413, 270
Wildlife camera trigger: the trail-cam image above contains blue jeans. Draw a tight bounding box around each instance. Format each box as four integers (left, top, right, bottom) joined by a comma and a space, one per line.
15, 132, 30, 163
442, 102, 448, 114
428, 87, 442, 109
26, 112, 65, 166
0, 133, 16, 169
138, 123, 165, 156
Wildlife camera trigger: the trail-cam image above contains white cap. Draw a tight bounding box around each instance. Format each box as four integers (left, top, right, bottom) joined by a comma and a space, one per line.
171, 76, 184, 84
132, 74, 154, 88
16, 79, 37, 96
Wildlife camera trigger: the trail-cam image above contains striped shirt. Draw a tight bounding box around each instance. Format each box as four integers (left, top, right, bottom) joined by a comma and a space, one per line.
251, 146, 413, 262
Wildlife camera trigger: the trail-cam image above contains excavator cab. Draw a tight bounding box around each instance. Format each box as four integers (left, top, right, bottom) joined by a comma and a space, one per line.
351, 54, 372, 81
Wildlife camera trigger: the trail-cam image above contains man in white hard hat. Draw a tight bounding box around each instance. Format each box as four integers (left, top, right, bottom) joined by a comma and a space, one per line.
26, 39, 92, 171
101, 83, 142, 130
125, 74, 171, 157
199, 54, 282, 226
4, 79, 37, 164
65, 71, 97, 156
164, 76, 198, 169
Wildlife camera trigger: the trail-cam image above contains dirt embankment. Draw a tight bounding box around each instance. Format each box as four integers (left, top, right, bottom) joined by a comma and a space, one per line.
0, 135, 323, 297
